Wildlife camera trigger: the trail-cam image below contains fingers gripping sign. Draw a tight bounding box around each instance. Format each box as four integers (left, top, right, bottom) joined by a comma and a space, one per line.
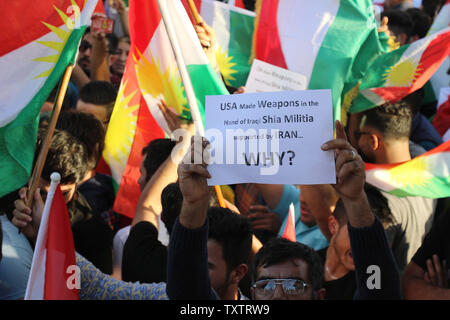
178, 136, 212, 204
321, 120, 366, 201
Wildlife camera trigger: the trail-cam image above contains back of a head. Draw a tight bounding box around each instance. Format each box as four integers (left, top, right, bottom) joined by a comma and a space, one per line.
252, 237, 323, 292
421, 0, 446, 19
79, 81, 117, 119
142, 139, 177, 181
161, 182, 183, 235
37, 129, 88, 185
381, 9, 414, 39
332, 199, 348, 228
361, 102, 412, 141
207, 207, 253, 272
405, 8, 432, 39
55, 110, 105, 171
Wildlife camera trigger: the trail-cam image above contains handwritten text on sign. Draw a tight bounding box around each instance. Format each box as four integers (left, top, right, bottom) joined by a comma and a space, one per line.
204, 90, 336, 186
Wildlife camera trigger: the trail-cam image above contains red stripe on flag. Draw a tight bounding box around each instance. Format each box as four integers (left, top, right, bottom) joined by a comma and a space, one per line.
129, 0, 162, 57
255, 0, 287, 69
0, 0, 86, 56
433, 98, 450, 136
235, 0, 246, 9
113, 97, 164, 218
365, 140, 450, 172
44, 186, 78, 300
412, 31, 450, 90
181, 0, 202, 25
94, 0, 105, 14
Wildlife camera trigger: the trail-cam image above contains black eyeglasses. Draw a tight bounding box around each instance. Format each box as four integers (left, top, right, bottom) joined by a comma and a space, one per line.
252, 278, 309, 297
79, 40, 92, 52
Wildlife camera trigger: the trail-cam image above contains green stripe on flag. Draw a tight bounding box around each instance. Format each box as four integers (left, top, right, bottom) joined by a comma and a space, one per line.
308, 0, 376, 122
187, 63, 229, 124
226, 10, 254, 88
0, 26, 86, 197
386, 176, 450, 198
349, 44, 410, 113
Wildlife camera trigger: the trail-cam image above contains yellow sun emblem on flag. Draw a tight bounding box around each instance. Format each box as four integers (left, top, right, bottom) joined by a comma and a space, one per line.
383, 158, 433, 189
103, 81, 139, 170
215, 46, 237, 86
134, 50, 189, 116
33, 0, 81, 79
383, 58, 421, 87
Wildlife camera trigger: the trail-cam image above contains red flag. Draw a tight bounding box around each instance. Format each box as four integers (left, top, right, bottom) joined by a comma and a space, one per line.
44, 186, 79, 299
25, 175, 79, 300
282, 203, 296, 242
94, 0, 105, 14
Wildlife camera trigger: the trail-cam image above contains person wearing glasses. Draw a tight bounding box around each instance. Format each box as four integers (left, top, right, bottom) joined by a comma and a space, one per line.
349, 101, 437, 274
166, 121, 402, 300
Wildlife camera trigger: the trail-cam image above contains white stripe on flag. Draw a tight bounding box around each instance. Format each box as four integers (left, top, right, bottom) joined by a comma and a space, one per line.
277, 0, 339, 80
200, 0, 231, 51
166, 0, 209, 66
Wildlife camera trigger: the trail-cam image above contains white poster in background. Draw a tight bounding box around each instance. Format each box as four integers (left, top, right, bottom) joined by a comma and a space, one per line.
244, 59, 307, 93
204, 89, 336, 186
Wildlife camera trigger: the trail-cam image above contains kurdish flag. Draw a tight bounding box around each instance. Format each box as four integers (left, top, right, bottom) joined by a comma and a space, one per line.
25, 173, 78, 300
253, 0, 379, 121
349, 28, 450, 113
365, 140, 450, 198
103, 0, 228, 217
183, 0, 255, 89
0, 0, 98, 198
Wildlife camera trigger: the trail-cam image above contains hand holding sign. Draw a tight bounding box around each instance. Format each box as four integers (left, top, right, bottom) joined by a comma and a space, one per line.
321, 120, 366, 202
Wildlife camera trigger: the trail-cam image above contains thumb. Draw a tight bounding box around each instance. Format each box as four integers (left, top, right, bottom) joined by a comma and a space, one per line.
33, 188, 45, 213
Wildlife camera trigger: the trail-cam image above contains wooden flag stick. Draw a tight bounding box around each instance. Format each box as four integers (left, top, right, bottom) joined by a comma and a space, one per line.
26, 64, 75, 208
157, 0, 226, 208
186, 0, 203, 24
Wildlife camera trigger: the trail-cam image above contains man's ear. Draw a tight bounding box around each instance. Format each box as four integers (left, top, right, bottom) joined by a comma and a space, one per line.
397, 32, 408, 46
328, 216, 339, 235
369, 133, 381, 151
231, 264, 248, 284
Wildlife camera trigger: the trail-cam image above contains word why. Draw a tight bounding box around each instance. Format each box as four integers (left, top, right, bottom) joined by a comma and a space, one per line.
243, 151, 296, 166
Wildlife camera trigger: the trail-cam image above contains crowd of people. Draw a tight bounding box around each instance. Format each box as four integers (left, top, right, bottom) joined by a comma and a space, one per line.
0, 0, 449, 301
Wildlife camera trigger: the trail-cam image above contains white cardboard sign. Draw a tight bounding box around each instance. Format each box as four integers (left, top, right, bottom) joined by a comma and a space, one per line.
244, 59, 307, 93
204, 89, 336, 186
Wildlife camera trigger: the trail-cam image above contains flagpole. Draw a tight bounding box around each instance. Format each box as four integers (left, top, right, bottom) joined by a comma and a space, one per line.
26, 64, 75, 208
186, 0, 203, 24
25, 172, 61, 300
156, 0, 226, 208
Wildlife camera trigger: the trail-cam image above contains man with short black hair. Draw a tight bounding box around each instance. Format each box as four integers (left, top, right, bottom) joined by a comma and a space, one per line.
381, 9, 414, 45
12, 129, 113, 274
405, 8, 432, 42
76, 80, 117, 127
251, 237, 325, 300
207, 207, 253, 300
351, 102, 437, 273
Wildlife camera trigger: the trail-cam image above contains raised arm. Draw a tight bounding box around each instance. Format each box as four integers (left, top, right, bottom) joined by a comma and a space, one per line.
166, 136, 218, 300
321, 120, 401, 300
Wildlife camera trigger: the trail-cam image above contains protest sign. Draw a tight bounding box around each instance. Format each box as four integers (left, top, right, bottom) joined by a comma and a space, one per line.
245, 59, 307, 93
204, 89, 336, 185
